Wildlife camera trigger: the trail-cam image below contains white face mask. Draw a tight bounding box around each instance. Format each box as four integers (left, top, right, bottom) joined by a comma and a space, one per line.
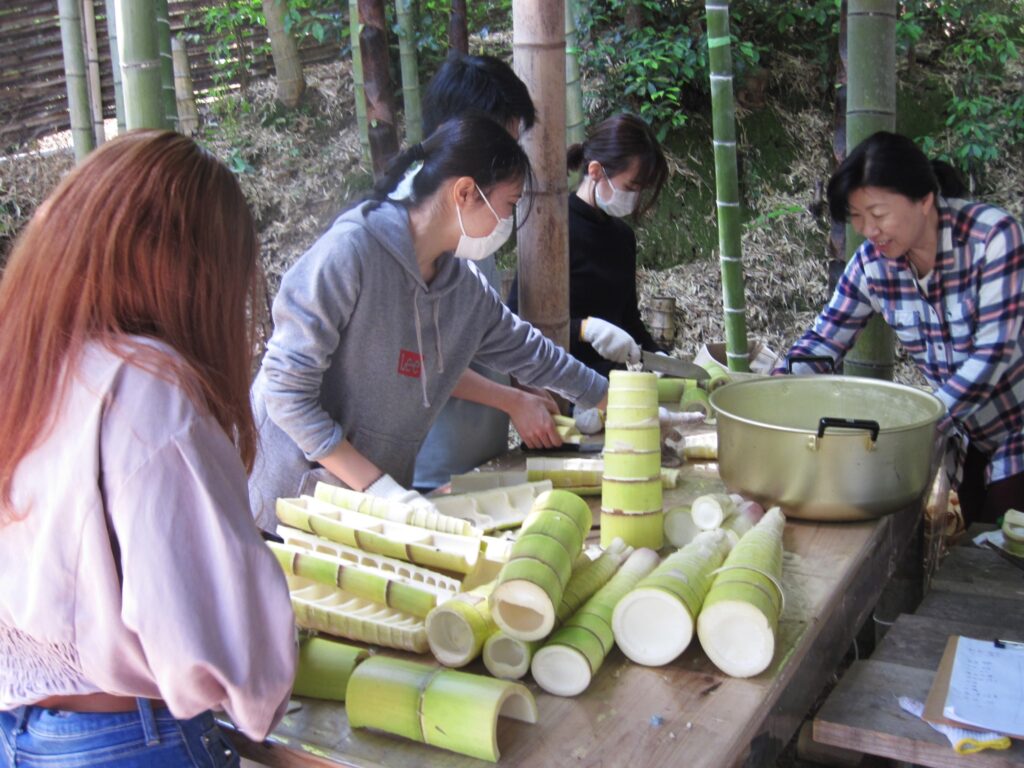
454, 184, 514, 261
595, 167, 639, 217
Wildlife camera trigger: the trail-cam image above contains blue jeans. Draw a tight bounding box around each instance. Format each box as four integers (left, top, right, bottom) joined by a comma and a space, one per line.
0, 698, 240, 767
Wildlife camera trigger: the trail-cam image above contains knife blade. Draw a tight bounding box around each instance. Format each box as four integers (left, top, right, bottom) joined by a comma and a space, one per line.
640, 350, 710, 380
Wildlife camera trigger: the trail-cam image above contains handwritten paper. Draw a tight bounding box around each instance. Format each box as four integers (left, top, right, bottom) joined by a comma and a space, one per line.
943, 636, 1024, 737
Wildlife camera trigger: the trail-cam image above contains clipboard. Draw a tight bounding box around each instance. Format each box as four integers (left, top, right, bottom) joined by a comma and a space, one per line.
924, 635, 1024, 739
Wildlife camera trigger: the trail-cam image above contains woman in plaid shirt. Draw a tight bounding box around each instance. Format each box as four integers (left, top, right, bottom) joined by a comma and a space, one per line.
783, 131, 1024, 523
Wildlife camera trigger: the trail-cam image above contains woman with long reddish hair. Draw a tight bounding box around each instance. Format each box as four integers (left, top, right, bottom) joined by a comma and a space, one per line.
0, 131, 295, 767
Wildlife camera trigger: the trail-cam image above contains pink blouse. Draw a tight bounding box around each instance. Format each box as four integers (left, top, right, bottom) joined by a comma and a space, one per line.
0, 339, 296, 740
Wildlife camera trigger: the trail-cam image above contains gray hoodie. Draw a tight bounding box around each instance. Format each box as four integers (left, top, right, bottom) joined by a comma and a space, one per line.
250, 200, 607, 527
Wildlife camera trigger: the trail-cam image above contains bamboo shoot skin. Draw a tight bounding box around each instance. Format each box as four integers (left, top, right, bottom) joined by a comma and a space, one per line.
612, 530, 731, 666
292, 637, 368, 701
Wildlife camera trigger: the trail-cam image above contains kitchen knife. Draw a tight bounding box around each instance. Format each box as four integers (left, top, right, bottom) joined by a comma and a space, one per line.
640, 350, 710, 380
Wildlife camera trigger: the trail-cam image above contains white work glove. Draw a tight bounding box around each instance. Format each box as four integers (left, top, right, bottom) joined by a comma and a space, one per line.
574, 406, 605, 435
581, 317, 642, 365
658, 406, 706, 429
366, 473, 437, 512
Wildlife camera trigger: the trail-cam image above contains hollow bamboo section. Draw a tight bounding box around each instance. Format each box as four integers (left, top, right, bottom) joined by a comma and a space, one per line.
292, 636, 368, 701
426, 583, 498, 667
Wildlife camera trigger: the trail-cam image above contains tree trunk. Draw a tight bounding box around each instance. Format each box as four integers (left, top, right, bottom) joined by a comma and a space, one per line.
844, 0, 897, 380
263, 0, 306, 108
705, 0, 750, 372
81, 0, 105, 145
358, 0, 400, 178
395, 0, 422, 143
349, 0, 371, 162
828, 0, 848, 278
513, 0, 569, 349
154, 0, 177, 128
172, 36, 199, 134
115, 0, 165, 130
564, 0, 584, 149
58, 0, 94, 161
104, 0, 126, 133
449, 0, 468, 55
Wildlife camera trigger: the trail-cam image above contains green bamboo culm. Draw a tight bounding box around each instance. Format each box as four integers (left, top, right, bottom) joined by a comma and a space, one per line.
57, 0, 95, 161
843, 0, 897, 380
103, 0, 126, 133
395, 0, 422, 144
564, 0, 585, 149
115, 0, 165, 130
349, 0, 371, 162
155, 0, 177, 129
705, 1, 750, 373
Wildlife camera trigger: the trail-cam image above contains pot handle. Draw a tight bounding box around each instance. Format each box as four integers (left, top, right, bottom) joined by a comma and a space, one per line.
786, 355, 836, 374
817, 417, 880, 443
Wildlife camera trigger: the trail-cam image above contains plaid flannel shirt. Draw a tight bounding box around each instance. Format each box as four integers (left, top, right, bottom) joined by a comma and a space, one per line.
782, 197, 1024, 484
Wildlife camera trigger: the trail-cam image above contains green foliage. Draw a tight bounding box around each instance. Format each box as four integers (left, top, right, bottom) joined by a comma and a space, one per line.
413, 0, 513, 75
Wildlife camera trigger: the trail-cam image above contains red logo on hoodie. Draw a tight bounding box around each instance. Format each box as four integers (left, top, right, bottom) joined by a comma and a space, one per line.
397, 349, 422, 378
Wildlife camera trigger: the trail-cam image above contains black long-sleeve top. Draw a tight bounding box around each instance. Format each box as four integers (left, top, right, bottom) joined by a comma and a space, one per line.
509, 194, 663, 377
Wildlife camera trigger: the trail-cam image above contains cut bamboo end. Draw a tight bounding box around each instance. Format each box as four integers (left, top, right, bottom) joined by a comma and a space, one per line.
690, 493, 737, 530
604, 425, 662, 452
601, 477, 663, 513
490, 575, 558, 641
531, 639, 596, 698
525, 489, 594, 540
609, 370, 658, 389
600, 509, 664, 550
696, 598, 777, 678
612, 586, 694, 666
425, 591, 496, 668
664, 506, 701, 547
482, 632, 535, 680
292, 636, 368, 701
680, 386, 713, 418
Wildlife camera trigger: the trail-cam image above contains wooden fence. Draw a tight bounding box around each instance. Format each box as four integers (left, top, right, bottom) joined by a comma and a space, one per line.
0, 1, 342, 149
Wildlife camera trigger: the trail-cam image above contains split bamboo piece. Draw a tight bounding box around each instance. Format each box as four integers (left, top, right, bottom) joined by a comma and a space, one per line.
346, 656, 537, 762
531, 547, 661, 697
292, 636, 368, 701
288, 575, 428, 653
696, 507, 786, 678
489, 490, 592, 641
276, 496, 483, 574
314, 481, 474, 536
612, 530, 731, 666
450, 470, 529, 493
270, 541, 446, 618
699, 359, 733, 391
681, 385, 714, 419
430, 480, 554, 533
483, 539, 633, 679
426, 582, 497, 667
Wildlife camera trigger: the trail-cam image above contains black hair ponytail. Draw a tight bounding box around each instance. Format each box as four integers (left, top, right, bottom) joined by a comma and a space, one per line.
931, 160, 967, 199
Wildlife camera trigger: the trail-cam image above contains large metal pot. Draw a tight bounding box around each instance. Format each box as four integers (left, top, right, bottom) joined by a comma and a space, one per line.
708, 376, 946, 521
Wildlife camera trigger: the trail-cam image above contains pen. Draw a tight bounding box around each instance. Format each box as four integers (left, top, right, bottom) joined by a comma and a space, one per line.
993, 638, 1024, 649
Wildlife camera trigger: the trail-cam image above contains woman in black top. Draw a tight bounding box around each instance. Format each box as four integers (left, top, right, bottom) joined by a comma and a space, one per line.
510, 113, 670, 378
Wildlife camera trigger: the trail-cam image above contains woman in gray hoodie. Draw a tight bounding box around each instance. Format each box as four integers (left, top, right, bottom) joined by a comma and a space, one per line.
250, 115, 609, 528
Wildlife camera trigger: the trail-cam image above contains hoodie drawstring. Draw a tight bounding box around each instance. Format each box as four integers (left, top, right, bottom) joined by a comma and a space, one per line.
412, 290, 430, 408
433, 300, 444, 374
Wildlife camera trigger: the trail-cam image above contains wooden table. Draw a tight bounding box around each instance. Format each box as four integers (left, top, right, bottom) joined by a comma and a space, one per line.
230, 455, 923, 768
814, 535, 1024, 767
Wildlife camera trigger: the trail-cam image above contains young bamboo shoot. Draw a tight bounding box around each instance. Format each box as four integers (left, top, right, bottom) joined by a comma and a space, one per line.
664, 505, 702, 547
690, 493, 737, 530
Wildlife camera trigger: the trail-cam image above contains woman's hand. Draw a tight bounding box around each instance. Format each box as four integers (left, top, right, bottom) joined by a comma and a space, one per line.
509, 389, 562, 449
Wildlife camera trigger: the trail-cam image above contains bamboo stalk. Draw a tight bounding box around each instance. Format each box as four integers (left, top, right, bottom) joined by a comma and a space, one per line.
171, 36, 199, 134
346, 656, 537, 762
81, 0, 104, 145
564, 0, 585, 149
843, 0, 897, 380
263, 0, 306, 108
395, 0, 422, 144
705, 0, 749, 372
154, 0, 177, 128
103, 0, 125, 133
349, 0, 371, 161
292, 636, 368, 701
57, 0, 94, 160
115, 0, 164, 129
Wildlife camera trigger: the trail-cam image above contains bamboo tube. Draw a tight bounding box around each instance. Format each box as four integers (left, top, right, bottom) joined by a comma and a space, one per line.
154, 0, 176, 128
490, 490, 591, 641
600, 509, 664, 550
696, 507, 786, 677
657, 377, 704, 403
349, 0, 371, 162
600, 477, 662, 514
395, 0, 422, 144
116, 0, 165, 129
426, 582, 497, 667
81, 0, 104, 145
58, 0, 94, 160
660, 467, 681, 489
564, 0, 585, 150
603, 426, 661, 452
103, 0, 125, 133
292, 636, 368, 700
699, 359, 732, 391
843, 0, 897, 380
705, 0, 749, 372
289, 575, 428, 652
1002, 510, 1024, 556
346, 656, 537, 762
602, 450, 661, 479
681, 386, 714, 419
314, 481, 475, 536
171, 37, 199, 134
612, 530, 731, 666
531, 547, 660, 696
263, 0, 306, 108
